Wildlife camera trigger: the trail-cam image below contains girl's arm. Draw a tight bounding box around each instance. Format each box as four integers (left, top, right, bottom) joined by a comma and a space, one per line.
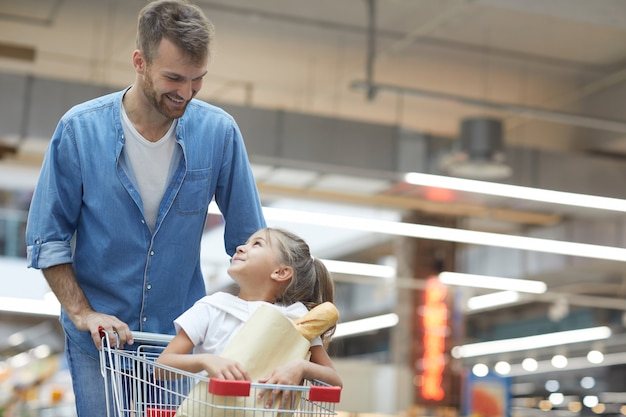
156, 330, 250, 381
257, 345, 343, 387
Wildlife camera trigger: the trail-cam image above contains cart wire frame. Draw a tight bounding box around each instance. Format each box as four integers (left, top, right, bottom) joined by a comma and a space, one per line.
99, 331, 341, 417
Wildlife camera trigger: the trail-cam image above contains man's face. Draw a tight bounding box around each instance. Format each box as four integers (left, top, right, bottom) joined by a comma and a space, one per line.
140, 38, 208, 120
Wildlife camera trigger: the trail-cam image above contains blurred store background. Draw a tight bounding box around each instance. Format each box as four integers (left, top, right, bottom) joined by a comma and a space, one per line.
3, 0, 626, 416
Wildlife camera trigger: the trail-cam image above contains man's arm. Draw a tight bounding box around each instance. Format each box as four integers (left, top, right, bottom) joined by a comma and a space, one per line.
42, 263, 133, 350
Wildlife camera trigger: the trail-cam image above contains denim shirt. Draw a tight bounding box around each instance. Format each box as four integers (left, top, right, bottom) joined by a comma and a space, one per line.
25, 88, 266, 358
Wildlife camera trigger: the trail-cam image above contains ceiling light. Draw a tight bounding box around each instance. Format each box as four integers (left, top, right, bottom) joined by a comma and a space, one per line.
522, 358, 538, 372
442, 117, 512, 180
587, 350, 604, 364
581, 377, 596, 389
439, 271, 546, 293
467, 290, 520, 311
8, 332, 25, 346
321, 259, 395, 278
472, 363, 489, 377
7, 352, 31, 368
333, 313, 399, 338
549, 393, 565, 406
551, 354, 568, 368
246, 206, 626, 262
505, 351, 626, 376
451, 326, 611, 358
0, 296, 60, 316
494, 361, 511, 375
583, 396, 599, 408
404, 171, 626, 213
545, 380, 560, 392
208, 204, 626, 261
31, 344, 52, 359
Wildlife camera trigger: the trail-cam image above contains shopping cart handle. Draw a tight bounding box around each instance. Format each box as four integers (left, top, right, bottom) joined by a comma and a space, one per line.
208, 379, 251, 396
130, 331, 175, 345
98, 328, 174, 345
309, 385, 342, 403
145, 408, 176, 417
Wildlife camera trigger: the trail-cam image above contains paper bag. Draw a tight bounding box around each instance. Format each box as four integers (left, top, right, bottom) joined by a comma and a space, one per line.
175, 305, 311, 417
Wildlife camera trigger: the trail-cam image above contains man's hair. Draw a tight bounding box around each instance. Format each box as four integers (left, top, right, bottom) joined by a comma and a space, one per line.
136, 0, 215, 65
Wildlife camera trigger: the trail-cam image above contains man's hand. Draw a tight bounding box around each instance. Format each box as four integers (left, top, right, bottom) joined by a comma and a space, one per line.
42, 264, 133, 350
80, 312, 134, 350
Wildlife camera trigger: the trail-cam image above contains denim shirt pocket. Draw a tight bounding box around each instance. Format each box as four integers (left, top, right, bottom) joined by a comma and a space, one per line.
175, 167, 212, 215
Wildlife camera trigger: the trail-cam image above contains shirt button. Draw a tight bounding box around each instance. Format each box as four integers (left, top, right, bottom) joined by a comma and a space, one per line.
143, 317, 147, 322
141, 219, 145, 224
147, 284, 152, 290
150, 250, 154, 256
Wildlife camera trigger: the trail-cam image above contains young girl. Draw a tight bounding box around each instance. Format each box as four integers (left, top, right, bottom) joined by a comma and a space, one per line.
156, 227, 343, 389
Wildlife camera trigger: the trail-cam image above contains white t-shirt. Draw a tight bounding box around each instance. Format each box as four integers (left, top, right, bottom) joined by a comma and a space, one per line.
174, 292, 322, 355
121, 105, 177, 231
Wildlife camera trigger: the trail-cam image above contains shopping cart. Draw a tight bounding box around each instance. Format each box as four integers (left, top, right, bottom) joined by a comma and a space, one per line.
100, 331, 342, 417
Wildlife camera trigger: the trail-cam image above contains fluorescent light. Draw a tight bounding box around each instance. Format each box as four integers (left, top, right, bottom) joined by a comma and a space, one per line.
209, 203, 626, 261
451, 326, 612, 358
0, 296, 60, 316
256, 206, 626, 262
404, 172, 626, 213
333, 313, 399, 338
467, 290, 520, 311
439, 271, 547, 293
321, 259, 395, 278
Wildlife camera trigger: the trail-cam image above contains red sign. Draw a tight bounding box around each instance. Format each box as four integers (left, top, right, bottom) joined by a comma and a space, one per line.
421, 277, 448, 401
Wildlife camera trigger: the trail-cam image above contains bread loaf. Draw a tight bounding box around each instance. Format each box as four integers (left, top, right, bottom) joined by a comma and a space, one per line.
293, 302, 339, 341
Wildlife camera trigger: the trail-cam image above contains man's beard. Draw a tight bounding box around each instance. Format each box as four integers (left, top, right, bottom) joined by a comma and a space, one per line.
141, 74, 187, 120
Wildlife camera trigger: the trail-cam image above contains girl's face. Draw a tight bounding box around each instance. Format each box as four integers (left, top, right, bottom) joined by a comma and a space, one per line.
227, 230, 283, 284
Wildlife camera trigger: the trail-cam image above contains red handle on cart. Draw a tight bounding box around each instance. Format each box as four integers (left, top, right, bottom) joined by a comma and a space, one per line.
207, 379, 341, 402
309, 385, 342, 403
208, 379, 252, 396
144, 409, 176, 417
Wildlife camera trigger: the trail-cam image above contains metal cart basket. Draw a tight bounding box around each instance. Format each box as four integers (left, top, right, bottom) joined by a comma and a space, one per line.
100, 331, 341, 417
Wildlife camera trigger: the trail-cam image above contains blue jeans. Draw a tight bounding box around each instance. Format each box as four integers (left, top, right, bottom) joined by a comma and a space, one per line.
65, 335, 110, 417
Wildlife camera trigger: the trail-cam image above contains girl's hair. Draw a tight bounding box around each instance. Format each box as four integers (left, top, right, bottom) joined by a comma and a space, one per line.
136, 0, 215, 66
264, 228, 336, 342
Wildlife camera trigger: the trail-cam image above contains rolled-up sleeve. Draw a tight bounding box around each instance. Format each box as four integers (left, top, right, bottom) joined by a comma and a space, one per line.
27, 240, 73, 269
25, 118, 82, 270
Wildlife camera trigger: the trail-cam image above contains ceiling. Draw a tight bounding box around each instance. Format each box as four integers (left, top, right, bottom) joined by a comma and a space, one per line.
3, 0, 626, 155
3, 0, 626, 407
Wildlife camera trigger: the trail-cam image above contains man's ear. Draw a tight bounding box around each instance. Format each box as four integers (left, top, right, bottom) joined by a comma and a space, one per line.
132, 50, 146, 74
271, 265, 294, 283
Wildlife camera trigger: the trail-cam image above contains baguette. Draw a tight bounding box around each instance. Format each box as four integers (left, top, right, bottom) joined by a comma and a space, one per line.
293, 302, 339, 341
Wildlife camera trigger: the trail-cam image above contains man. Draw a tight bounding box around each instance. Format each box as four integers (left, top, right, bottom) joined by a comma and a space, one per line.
25, 1, 266, 415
